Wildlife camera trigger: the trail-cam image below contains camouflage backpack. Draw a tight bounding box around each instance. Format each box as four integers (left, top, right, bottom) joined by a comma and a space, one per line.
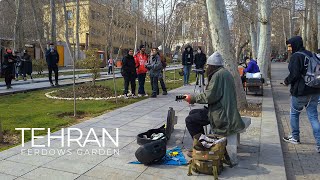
187, 134, 232, 180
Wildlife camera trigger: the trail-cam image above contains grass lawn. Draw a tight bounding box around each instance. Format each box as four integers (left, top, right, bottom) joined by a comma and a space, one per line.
0, 69, 195, 151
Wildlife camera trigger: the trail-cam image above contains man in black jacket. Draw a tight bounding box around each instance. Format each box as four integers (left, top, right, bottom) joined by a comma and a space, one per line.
121, 49, 137, 98
45, 43, 59, 86
194, 47, 207, 86
182, 45, 193, 85
282, 36, 320, 153
2, 49, 16, 89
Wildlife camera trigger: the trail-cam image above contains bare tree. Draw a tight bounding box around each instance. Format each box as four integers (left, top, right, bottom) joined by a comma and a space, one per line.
206, 0, 247, 108
50, 0, 56, 43
13, 0, 22, 50
75, 0, 80, 60
257, 0, 272, 80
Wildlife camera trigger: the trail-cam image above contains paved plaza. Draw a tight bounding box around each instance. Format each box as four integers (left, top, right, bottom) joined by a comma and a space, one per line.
0, 74, 287, 179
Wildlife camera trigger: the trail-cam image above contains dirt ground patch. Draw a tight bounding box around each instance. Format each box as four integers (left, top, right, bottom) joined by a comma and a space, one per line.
52, 84, 115, 98
240, 102, 262, 117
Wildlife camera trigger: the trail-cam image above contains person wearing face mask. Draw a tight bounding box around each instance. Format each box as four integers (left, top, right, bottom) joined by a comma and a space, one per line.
183, 52, 245, 157
194, 47, 207, 86
45, 43, 59, 86
2, 49, 16, 89
182, 45, 194, 85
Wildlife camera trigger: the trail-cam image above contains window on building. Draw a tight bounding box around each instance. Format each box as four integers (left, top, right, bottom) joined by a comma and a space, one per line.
67, 11, 73, 20
91, 10, 95, 19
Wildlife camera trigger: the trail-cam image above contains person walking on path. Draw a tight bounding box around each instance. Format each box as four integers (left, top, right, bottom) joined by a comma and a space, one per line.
45, 43, 60, 86
2, 49, 16, 89
182, 45, 194, 85
282, 36, 320, 153
134, 45, 149, 97
146, 48, 163, 98
157, 49, 167, 95
107, 58, 113, 75
121, 49, 137, 98
194, 47, 207, 87
21, 49, 33, 81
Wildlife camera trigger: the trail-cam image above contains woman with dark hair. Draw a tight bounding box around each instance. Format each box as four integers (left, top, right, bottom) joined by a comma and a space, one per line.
22, 49, 33, 81
3, 49, 16, 89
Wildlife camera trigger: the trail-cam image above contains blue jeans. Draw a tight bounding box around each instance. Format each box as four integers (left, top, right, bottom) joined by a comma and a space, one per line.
137, 73, 146, 95
290, 95, 320, 146
183, 65, 192, 85
150, 76, 158, 96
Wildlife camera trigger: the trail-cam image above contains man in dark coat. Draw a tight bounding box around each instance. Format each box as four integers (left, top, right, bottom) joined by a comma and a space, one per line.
122, 49, 138, 98
182, 45, 194, 85
2, 49, 16, 89
194, 47, 207, 86
21, 49, 33, 81
282, 36, 320, 153
45, 43, 59, 86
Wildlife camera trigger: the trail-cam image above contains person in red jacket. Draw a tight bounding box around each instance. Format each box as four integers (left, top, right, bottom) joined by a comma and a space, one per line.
134, 45, 149, 97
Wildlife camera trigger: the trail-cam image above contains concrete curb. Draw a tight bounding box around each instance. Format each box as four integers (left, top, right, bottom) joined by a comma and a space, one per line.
258, 82, 287, 178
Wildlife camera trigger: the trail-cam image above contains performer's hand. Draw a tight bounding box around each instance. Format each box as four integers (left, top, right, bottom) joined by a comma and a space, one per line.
184, 94, 192, 104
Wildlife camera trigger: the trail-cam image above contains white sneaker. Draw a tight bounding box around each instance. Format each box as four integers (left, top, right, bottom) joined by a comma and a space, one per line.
144, 94, 148, 97
316, 146, 320, 153
131, 94, 137, 98
283, 135, 300, 145
124, 94, 129, 99
138, 94, 143, 97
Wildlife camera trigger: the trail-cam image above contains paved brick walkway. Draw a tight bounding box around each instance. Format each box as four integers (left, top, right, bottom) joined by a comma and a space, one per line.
271, 62, 320, 180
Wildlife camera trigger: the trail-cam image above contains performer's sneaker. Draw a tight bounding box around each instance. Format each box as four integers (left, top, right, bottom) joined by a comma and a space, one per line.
283, 135, 300, 144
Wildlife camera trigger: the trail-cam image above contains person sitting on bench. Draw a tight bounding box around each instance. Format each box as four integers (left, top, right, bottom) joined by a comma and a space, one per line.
183, 52, 245, 157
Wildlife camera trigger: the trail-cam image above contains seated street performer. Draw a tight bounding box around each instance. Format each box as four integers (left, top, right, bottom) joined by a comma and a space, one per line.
183, 52, 245, 157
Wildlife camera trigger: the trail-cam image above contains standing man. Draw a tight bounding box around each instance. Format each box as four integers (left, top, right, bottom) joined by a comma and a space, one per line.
182, 45, 194, 85
45, 43, 59, 86
134, 45, 149, 97
157, 49, 167, 95
3, 49, 16, 89
282, 36, 320, 153
146, 48, 162, 98
194, 47, 207, 86
121, 49, 137, 98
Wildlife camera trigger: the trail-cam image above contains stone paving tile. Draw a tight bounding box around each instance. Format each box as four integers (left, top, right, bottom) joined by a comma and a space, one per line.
0, 160, 37, 176
76, 175, 105, 180
136, 173, 174, 180
84, 165, 141, 179
6, 153, 55, 166
0, 173, 17, 180
42, 157, 97, 174
21, 167, 79, 180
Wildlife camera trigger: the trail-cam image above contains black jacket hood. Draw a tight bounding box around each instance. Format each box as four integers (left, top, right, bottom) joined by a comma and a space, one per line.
185, 45, 193, 52
286, 36, 305, 53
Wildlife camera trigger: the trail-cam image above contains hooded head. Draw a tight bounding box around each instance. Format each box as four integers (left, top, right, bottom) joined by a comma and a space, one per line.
185, 45, 193, 52
286, 36, 304, 53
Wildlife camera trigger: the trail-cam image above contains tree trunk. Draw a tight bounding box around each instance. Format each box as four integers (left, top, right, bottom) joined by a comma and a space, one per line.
306, 0, 312, 50
302, 0, 308, 45
13, 0, 22, 50
31, 0, 45, 57
76, 0, 80, 60
312, 0, 318, 51
50, 0, 56, 43
250, 22, 258, 59
62, 0, 76, 116
206, 0, 247, 108
318, 0, 320, 49
257, 0, 271, 80
0, 120, 3, 143
289, 0, 295, 37
282, 10, 288, 50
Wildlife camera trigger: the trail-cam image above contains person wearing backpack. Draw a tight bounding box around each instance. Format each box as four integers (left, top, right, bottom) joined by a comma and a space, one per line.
282, 36, 320, 153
